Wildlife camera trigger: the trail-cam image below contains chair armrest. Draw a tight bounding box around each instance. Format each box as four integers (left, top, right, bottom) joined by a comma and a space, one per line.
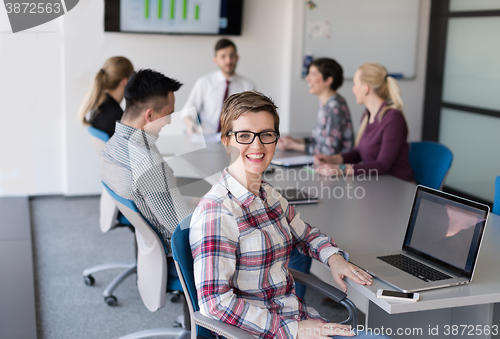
193, 312, 256, 339
290, 268, 357, 327
289, 268, 346, 303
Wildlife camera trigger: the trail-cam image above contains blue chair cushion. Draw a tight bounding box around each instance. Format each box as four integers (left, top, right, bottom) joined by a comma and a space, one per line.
88, 126, 110, 142
102, 182, 184, 293
172, 216, 214, 339
409, 141, 453, 190
172, 220, 197, 310
117, 213, 132, 226
167, 262, 183, 292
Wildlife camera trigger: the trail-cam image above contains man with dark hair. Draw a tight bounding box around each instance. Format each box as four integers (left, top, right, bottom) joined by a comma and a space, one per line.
101, 68, 193, 328
182, 38, 255, 135
102, 69, 189, 250
122, 69, 183, 119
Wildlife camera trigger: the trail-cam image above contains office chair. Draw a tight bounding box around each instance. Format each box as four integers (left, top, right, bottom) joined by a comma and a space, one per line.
408, 141, 453, 190
83, 126, 137, 306
171, 214, 358, 339
103, 183, 189, 339
494, 176, 500, 215
87, 126, 110, 153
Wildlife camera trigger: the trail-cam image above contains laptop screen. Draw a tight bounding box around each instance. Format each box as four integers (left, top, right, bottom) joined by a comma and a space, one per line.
403, 187, 489, 279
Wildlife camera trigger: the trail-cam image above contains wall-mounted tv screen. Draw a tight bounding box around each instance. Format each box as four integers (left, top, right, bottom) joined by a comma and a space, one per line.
105, 0, 243, 35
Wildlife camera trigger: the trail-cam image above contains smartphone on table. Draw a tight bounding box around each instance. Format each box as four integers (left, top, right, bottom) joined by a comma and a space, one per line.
376, 289, 420, 302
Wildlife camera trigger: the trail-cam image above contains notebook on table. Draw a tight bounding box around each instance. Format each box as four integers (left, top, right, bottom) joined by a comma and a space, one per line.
349, 185, 489, 293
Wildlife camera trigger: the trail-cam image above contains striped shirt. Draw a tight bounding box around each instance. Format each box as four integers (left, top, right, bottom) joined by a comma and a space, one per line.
190, 169, 347, 339
101, 122, 190, 255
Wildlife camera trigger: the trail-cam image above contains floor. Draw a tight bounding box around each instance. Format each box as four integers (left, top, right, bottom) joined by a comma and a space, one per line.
30, 195, 362, 339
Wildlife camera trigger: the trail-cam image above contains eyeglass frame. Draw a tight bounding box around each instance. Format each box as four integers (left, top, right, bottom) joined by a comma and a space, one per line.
226, 130, 280, 145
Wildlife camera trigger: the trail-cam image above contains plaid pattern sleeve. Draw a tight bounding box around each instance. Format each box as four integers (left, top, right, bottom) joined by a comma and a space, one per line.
280, 194, 348, 264
190, 170, 346, 339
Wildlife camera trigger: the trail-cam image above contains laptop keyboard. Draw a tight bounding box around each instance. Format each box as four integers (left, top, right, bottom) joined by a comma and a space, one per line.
377, 254, 453, 282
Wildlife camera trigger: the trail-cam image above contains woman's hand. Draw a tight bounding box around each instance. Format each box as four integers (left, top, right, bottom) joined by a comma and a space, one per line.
297, 319, 354, 339
277, 136, 294, 150
313, 153, 331, 166
315, 164, 341, 177
313, 153, 343, 166
328, 254, 372, 293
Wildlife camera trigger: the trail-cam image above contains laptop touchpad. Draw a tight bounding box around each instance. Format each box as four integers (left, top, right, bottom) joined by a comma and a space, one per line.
370, 266, 404, 277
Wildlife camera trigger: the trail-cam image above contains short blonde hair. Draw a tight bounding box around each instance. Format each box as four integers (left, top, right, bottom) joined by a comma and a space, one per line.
220, 91, 280, 138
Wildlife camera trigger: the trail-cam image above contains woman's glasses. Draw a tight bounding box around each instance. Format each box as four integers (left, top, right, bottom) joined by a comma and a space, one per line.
227, 131, 279, 145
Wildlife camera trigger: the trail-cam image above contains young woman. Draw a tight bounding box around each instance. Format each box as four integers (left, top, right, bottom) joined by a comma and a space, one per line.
77, 56, 134, 138
278, 58, 353, 155
190, 91, 389, 339
314, 63, 414, 182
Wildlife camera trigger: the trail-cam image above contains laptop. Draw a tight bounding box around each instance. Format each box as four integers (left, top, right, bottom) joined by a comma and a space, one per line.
349, 185, 490, 293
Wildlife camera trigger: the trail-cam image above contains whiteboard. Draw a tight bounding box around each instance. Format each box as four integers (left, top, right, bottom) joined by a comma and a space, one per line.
303, 0, 420, 79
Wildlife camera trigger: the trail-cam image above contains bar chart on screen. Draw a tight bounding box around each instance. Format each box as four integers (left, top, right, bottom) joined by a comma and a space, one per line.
120, 0, 221, 34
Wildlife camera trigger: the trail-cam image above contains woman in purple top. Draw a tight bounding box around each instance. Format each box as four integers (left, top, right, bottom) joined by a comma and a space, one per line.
278, 58, 354, 155
313, 63, 414, 182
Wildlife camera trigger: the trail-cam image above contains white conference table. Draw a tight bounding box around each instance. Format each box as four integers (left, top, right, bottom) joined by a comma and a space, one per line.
157, 135, 500, 338
263, 165, 500, 339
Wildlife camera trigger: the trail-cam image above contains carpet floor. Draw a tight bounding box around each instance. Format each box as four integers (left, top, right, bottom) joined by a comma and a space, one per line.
31, 195, 362, 339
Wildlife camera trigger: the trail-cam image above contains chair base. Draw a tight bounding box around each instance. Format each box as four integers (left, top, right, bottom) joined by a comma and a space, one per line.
119, 328, 190, 339
83, 262, 137, 304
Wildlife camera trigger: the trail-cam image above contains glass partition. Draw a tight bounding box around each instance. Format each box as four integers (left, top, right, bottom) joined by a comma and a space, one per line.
450, 0, 500, 12
438, 108, 500, 202
442, 17, 500, 111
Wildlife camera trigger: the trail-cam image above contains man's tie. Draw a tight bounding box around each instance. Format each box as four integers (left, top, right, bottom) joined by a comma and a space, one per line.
218, 80, 231, 133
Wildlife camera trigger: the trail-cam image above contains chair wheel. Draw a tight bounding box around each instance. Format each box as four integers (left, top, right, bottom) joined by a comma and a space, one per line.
84, 275, 95, 286
172, 321, 182, 328
170, 292, 181, 303
105, 295, 117, 306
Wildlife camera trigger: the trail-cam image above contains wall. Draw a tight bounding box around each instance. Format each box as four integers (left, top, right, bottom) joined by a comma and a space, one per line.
0, 0, 430, 196
0, 12, 64, 196
62, 0, 294, 195
287, 0, 431, 142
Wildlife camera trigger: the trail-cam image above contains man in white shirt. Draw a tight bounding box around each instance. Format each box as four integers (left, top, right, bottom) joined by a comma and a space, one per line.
182, 38, 255, 135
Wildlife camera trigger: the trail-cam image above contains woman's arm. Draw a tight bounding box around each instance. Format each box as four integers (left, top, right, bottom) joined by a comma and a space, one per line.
281, 195, 342, 265
278, 136, 306, 152
339, 102, 354, 153
339, 148, 361, 164
190, 202, 299, 339
281, 195, 372, 292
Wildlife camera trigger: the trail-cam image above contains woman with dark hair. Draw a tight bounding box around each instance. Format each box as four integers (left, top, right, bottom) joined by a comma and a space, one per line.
278, 58, 353, 155
190, 91, 391, 339
77, 56, 134, 137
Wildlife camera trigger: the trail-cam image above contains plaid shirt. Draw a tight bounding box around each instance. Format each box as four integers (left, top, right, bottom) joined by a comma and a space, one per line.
190, 170, 347, 339
101, 122, 190, 255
